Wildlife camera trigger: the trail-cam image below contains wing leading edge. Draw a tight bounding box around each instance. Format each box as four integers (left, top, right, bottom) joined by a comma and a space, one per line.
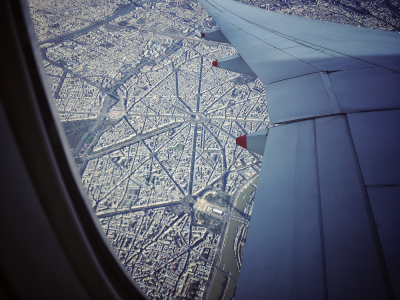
199, 0, 400, 299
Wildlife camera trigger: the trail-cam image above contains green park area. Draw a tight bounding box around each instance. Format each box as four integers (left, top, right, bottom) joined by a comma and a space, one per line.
197, 211, 223, 234
205, 193, 230, 208
168, 144, 184, 151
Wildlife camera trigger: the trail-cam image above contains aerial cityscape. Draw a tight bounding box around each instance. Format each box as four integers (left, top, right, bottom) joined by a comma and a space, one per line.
28, 0, 400, 299
239, 0, 400, 31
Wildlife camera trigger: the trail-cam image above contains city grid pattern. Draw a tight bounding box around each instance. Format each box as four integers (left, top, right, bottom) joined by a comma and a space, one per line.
31, 1, 266, 298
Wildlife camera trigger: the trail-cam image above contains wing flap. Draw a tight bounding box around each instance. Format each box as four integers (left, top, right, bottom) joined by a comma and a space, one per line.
315, 115, 387, 299
347, 110, 400, 186
236, 116, 389, 299
368, 186, 400, 300
235, 120, 325, 299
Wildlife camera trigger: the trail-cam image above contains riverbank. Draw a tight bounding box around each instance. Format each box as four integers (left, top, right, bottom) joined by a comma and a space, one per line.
233, 176, 258, 218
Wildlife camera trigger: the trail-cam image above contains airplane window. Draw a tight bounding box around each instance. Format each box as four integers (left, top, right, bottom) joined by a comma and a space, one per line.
26, 0, 399, 298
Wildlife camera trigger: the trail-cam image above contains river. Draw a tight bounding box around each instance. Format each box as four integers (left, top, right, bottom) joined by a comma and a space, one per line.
233, 176, 258, 218
208, 175, 259, 299
208, 271, 227, 300
208, 218, 242, 299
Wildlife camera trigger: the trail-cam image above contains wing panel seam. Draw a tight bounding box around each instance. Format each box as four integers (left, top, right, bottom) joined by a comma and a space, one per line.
313, 118, 329, 300
343, 114, 395, 299
216, 14, 323, 72
319, 72, 341, 114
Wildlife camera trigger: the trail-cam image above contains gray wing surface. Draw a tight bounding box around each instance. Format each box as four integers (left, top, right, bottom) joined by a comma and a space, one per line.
198, 0, 400, 299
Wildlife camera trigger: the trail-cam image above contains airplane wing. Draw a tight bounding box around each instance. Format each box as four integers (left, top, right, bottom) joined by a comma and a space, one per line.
198, 0, 400, 299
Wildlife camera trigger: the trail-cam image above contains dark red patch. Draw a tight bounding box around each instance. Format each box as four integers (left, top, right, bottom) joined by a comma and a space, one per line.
236, 134, 247, 149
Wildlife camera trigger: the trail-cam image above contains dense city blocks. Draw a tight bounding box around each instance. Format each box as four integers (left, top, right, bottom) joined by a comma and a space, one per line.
30, 0, 266, 298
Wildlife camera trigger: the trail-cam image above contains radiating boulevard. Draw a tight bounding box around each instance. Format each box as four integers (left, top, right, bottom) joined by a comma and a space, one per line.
31, 1, 268, 298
